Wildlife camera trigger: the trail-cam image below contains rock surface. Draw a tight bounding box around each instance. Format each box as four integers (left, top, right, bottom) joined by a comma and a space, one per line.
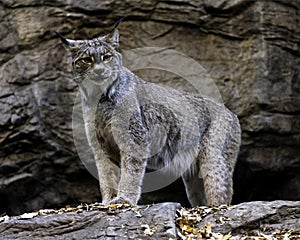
199, 201, 300, 236
0, 201, 299, 239
0, 202, 180, 240
0, 0, 300, 215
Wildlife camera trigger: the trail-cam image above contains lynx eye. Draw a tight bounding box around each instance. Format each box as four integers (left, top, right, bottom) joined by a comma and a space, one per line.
101, 54, 113, 62
73, 56, 94, 73
78, 57, 94, 64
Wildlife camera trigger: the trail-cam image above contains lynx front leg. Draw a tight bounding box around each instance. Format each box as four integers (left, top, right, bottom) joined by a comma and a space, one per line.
110, 153, 147, 205
94, 151, 118, 204
84, 115, 118, 204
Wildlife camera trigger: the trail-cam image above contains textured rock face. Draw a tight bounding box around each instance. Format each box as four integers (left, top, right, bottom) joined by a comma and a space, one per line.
0, 1, 299, 214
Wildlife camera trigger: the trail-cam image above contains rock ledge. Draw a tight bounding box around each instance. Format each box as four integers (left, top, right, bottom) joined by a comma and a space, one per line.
1, 201, 299, 239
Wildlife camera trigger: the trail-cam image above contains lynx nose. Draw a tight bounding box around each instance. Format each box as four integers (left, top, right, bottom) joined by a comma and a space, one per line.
94, 65, 105, 76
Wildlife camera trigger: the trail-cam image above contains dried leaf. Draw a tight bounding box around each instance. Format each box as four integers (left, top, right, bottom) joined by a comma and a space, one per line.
222, 233, 232, 240
141, 224, 156, 236
0, 215, 9, 222
19, 212, 38, 219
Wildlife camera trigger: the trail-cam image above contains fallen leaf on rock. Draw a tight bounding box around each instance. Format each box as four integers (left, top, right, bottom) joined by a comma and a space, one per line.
0, 215, 9, 223
38, 209, 57, 215
141, 224, 156, 236
133, 209, 143, 218
19, 212, 38, 219
175, 205, 237, 239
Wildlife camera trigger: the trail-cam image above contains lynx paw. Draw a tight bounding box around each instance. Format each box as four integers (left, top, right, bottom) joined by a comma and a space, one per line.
108, 196, 134, 205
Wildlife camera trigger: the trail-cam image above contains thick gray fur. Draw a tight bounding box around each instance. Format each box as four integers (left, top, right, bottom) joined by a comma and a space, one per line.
58, 29, 241, 207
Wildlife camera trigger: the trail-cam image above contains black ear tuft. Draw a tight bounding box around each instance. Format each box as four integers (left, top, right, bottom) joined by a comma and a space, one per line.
55, 31, 83, 51
112, 16, 126, 30
55, 31, 70, 46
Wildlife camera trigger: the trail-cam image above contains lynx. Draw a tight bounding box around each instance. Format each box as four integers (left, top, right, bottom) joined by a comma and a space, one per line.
57, 27, 241, 207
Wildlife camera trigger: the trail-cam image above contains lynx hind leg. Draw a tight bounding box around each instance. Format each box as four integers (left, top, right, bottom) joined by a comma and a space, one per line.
199, 117, 240, 206
224, 118, 241, 202
182, 171, 207, 207
199, 146, 232, 206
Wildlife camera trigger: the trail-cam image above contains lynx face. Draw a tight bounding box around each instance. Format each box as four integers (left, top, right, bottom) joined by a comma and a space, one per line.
58, 30, 122, 85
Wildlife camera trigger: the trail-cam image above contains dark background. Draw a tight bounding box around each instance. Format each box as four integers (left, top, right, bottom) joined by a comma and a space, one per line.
0, 0, 299, 215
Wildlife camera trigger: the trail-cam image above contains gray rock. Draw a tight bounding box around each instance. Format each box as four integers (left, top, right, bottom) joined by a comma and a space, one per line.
199, 201, 300, 234
0, 202, 180, 240
1, 201, 299, 239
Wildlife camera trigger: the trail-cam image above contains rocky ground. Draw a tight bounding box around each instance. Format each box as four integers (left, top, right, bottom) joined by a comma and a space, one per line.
1, 201, 300, 239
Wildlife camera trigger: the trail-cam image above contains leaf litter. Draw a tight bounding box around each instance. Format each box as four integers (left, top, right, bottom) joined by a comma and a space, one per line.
175, 205, 300, 240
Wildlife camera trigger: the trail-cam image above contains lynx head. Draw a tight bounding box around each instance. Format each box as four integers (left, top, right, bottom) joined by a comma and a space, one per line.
57, 29, 122, 85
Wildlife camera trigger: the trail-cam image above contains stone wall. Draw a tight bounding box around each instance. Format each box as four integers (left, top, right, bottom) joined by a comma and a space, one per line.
0, 0, 299, 215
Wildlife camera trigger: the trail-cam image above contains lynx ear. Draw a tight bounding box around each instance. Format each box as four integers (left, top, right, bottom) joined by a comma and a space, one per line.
98, 17, 124, 48
55, 32, 83, 51
107, 28, 119, 48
